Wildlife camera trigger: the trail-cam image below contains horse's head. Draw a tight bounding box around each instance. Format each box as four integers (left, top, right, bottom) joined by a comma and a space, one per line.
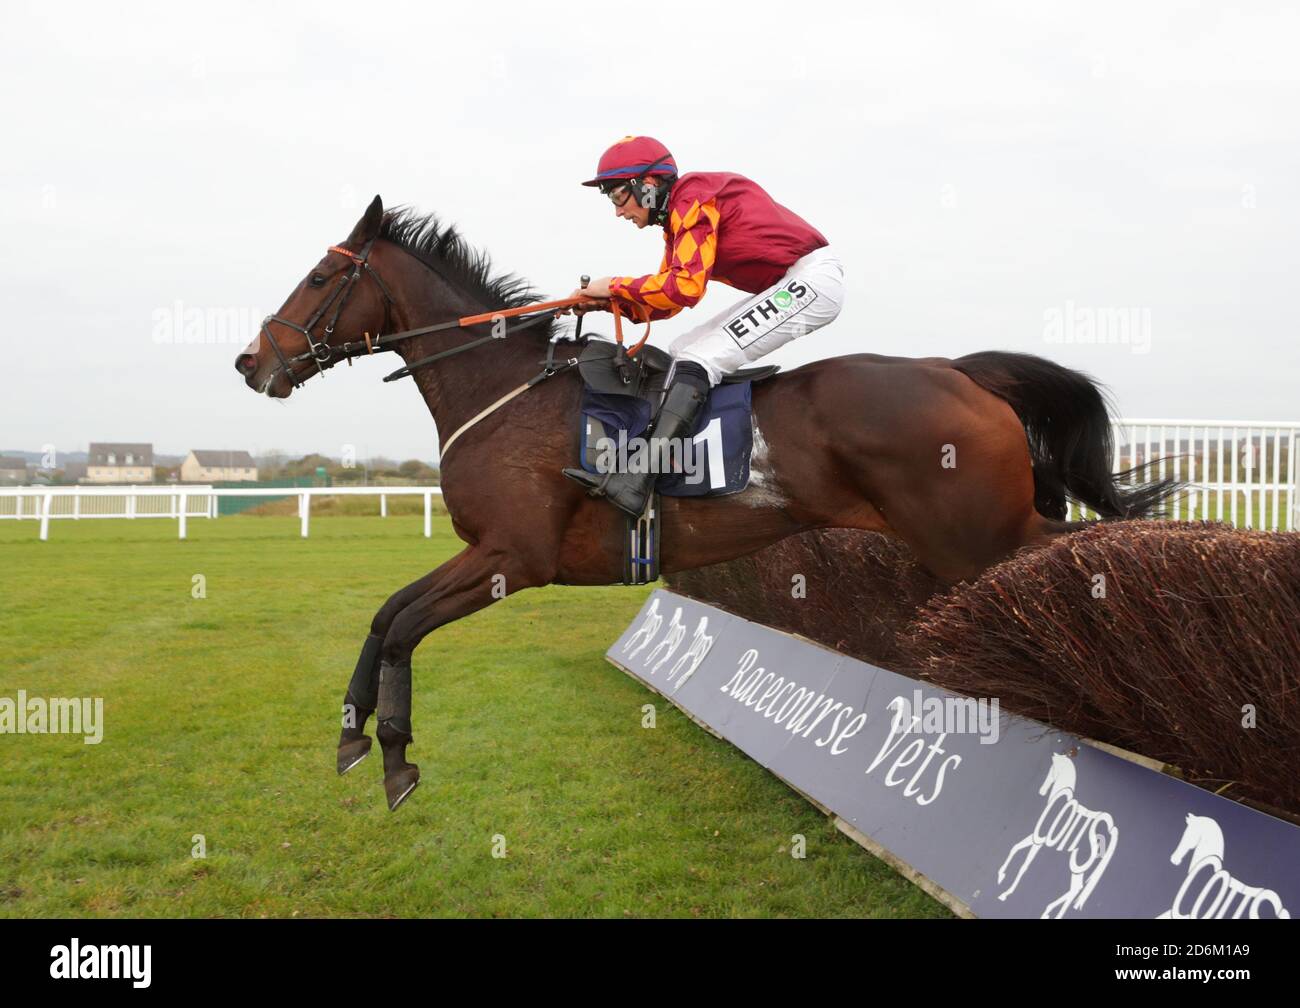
236, 195, 392, 398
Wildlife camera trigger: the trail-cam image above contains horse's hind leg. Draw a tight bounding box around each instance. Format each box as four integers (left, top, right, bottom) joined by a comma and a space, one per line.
336, 568, 444, 775
871, 408, 1064, 583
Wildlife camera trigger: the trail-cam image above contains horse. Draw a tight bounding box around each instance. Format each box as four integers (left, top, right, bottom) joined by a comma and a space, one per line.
235, 195, 1182, 810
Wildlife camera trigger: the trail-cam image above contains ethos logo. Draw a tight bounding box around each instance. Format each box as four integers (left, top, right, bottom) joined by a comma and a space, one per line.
725, 279, 819, 349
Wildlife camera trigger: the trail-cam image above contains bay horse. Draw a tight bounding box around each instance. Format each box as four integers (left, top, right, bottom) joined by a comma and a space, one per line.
236, 196, 1179, 810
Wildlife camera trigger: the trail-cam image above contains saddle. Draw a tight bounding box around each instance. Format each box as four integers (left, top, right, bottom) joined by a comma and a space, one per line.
571, 336, 777, 588
577, 338, 779, 401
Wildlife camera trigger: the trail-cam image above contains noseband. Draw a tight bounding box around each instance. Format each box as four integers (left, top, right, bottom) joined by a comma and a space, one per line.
258, 238, 396, 390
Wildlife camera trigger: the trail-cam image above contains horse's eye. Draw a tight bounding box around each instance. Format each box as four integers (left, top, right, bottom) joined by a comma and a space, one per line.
309, 273, 326, 287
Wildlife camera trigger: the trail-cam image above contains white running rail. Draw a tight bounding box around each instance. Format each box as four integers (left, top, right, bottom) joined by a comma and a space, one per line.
1065, 419, 1299, 531
0, 485, 444, 541
3, 418, 1295, 540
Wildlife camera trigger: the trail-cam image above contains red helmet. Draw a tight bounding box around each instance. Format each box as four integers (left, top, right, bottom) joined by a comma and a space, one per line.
581, 135, 678, 188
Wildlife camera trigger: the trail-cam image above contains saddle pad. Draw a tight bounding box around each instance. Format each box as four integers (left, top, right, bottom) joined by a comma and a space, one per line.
579, 382, 753, 497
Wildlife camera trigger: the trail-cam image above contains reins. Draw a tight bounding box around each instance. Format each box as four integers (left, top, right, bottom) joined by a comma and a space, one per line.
381, 300, 580, 383
259, 239, 653, 459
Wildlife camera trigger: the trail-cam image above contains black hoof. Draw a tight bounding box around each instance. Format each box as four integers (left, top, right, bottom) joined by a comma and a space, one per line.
337, 735, 372, 775
384, 764, 420, 811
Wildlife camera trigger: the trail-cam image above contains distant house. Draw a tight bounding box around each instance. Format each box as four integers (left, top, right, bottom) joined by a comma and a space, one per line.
86, 443, 154, 483
0, 456, 28, 484
181, 450, 258, 483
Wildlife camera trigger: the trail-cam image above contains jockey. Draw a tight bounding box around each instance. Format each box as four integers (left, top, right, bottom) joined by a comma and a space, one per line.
562, 135, 845, 517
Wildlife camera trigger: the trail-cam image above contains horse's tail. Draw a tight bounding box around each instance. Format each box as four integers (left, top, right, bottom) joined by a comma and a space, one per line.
952, 350, 1186, 520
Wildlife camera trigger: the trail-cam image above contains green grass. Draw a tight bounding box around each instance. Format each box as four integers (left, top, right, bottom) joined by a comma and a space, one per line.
0, 514, 946, 918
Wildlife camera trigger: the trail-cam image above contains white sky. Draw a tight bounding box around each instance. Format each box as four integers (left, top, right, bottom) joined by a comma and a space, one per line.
3, 0, 1297, 464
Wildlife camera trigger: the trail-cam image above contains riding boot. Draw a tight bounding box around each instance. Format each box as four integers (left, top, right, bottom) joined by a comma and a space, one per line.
564, 361, 711, 517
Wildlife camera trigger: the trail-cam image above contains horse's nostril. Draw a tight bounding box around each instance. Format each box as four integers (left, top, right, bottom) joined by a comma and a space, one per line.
235, 353, 257, 375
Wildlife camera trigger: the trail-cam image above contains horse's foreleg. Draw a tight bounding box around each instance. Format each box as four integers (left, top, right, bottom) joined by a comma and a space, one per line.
336, 566, 451, 775
337, 633, 383, 774
376, 545, 550, 810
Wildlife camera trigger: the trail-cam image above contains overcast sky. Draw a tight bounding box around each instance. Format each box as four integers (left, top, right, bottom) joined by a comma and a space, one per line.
3, 0, 1297, 464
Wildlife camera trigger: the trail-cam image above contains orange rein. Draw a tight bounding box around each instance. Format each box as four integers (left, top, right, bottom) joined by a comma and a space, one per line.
608, 298, 653, 356
459, 294, 653, 356
327, 242, 652, 355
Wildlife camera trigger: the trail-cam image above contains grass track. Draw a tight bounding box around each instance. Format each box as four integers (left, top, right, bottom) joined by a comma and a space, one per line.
0, 515, 946, 918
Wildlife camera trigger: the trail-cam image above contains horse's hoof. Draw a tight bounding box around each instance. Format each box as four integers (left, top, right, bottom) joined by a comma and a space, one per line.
384, 765, 420, 811
337, 736, 372, 775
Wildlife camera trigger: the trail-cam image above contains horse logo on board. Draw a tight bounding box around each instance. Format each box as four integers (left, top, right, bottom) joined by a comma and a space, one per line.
1159, 813, 1290, 919
622, 598, 664, 661
996, 753, 1118, 918
621, 598, 714, 693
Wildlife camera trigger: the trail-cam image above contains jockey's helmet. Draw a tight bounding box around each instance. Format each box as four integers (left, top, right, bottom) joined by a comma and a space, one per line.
582, 135, 677, 224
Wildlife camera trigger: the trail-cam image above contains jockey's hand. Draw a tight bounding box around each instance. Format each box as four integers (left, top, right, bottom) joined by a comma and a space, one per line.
555, 276, 614, 316
564, 298, 610, 317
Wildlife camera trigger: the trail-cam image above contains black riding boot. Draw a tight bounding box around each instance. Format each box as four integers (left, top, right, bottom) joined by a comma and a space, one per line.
564, 361, 711, 517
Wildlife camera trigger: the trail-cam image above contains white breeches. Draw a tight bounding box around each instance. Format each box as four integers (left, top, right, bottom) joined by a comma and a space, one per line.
669, 245, 845, 386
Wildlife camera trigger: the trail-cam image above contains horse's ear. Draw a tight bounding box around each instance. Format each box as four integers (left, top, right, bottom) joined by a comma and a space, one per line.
347, 195, 384, 244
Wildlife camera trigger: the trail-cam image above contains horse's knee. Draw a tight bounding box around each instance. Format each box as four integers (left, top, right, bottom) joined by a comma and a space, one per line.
369, 598, 405, 638
369, 578, 430, 637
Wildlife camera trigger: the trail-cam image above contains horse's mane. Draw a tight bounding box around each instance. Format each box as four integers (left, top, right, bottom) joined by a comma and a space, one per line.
378, 207, 555, 337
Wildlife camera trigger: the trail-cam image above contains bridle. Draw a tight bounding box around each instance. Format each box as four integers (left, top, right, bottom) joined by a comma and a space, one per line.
255, 236, 654, 458
258, 237, 397, 390
257, 238, 611, 389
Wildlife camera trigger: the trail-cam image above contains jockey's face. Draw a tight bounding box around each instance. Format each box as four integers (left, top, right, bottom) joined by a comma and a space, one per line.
609, 178, 656, 229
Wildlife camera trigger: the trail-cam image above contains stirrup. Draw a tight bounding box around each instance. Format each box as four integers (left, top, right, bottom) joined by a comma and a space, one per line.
563, 466, 613, 497
564, 466, 651, 518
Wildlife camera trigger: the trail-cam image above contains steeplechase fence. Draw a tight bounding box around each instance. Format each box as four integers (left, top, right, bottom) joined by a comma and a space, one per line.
607, 589, 1300, 918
